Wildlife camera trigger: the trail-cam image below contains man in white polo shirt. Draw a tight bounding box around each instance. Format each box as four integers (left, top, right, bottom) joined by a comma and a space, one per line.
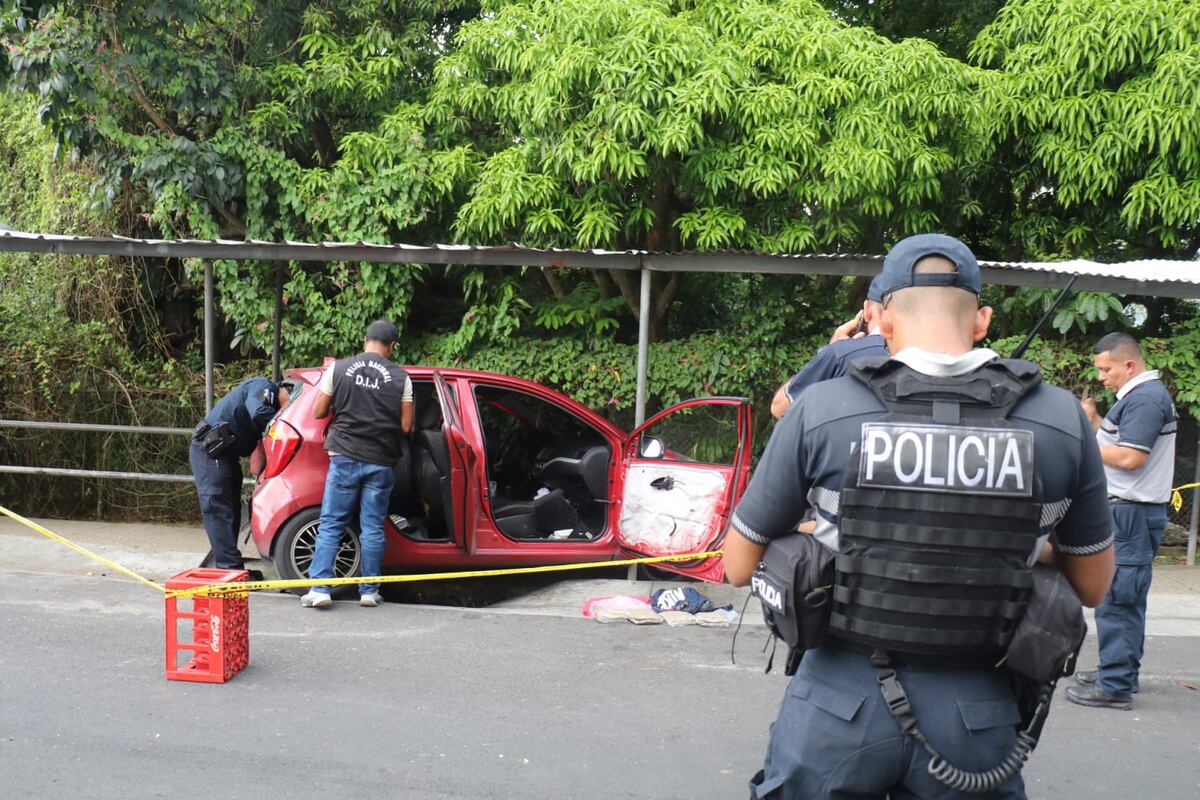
1070, 332, 1176, 710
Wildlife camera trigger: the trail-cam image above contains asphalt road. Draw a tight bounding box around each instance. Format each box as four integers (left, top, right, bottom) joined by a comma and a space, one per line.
0, 569, 1198, 800
1, 515, 1199, 799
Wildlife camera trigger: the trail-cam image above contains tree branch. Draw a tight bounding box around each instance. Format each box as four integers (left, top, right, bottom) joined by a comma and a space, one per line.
592, 269, 614, 300
107, 25, 178, 140
541, 267, 567, 301
653, 272, 681, 320
217, 206, 247, 237
609, 268, 640, 318
108, 24, 248, 239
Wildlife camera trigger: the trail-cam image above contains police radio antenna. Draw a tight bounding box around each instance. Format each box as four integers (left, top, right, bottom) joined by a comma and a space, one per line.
1011, 276, 1079, 359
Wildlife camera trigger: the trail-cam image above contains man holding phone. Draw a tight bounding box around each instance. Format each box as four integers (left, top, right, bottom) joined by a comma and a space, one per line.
770, 283, 888, 420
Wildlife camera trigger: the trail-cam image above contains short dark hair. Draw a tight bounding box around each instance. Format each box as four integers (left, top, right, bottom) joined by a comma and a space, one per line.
365, 319, 399, 345
1093, 331, 1141, 359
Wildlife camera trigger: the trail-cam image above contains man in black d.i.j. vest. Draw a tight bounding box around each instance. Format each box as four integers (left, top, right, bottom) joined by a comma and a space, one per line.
302, 319, 414, 609
725, 234, 1115, 799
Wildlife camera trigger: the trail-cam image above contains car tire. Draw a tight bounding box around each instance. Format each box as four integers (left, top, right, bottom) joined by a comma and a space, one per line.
273, 507, 362, 599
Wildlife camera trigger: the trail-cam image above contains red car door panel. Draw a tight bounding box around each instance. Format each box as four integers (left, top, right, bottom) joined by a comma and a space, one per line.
612, 397, 752, 582
434, 372, 479, 554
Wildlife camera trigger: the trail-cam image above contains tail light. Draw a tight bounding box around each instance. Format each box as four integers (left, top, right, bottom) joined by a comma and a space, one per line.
262, 419, 302, 480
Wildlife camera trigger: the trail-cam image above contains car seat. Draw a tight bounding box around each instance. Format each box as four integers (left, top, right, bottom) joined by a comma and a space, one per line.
492, 488, 579, 539
388, 435, 420, 517
412, 402, 454, 537
579, 445, 609, 499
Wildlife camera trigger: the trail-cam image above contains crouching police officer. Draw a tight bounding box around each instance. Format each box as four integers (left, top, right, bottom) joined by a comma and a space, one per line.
725, 234, 1116, 800
190, 377, 288, 573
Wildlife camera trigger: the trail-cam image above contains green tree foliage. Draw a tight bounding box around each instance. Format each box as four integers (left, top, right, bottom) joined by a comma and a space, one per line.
0, 0, 479, 359
0, 94, 209, 519
818, 0, 1006, 61
0, 2, 1199, 427
972, 0, 1200, 259
429, 0, 994, 336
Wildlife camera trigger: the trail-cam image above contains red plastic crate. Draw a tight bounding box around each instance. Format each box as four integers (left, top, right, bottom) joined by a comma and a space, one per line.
164, 568, 249, 683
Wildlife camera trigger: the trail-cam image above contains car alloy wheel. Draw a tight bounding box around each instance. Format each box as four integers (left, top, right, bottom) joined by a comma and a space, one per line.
274, 508, 362, 597
289, 517, 361, 579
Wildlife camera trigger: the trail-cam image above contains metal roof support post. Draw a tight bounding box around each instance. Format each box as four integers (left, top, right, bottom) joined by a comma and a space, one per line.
1189, 429, 1199, 567
204, 259, 215, 413
273, 261, 285, 383
635, 267, 651, 427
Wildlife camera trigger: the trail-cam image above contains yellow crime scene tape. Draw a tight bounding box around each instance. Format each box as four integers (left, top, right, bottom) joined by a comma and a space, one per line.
1170, 483, 1200, 514
10, 480, 1200, 597
165, 550, 726, 598
0, 503, 723, 600
0, 505, 166, 593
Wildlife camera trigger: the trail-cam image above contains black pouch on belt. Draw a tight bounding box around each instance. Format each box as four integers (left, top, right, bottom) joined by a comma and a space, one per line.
751, 533, 836, 673
1004, 563, 1087, 740
200, 421, 237, 458
1004, 563, 1086, 684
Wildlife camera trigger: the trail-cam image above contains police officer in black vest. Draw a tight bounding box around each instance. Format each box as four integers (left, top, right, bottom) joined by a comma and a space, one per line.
190, 377, 287, 574
725, 234, 1116, 799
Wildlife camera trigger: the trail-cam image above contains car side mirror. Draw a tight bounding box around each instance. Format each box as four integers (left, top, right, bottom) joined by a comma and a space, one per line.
639, 436, 664, 459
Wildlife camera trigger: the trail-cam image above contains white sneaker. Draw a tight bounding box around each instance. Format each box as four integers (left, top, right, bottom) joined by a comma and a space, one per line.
359, 592, 383, 608
301, 591, 332, 608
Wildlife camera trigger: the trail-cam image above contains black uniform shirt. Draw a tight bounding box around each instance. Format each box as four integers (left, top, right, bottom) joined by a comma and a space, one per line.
733, 353, 1113, 561
201, 377, 279, 458
784, 334, 889, 405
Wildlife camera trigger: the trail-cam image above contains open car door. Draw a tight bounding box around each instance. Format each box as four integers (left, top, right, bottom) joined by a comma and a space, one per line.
613, 397, 752, 582
433, 372, 480, 553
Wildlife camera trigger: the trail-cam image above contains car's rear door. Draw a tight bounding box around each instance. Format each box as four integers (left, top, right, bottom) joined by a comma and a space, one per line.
611, 397, 752, 582
434, 372, 481, 553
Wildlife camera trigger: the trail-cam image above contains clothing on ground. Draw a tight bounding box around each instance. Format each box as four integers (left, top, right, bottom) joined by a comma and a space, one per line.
651, 586, 720, 614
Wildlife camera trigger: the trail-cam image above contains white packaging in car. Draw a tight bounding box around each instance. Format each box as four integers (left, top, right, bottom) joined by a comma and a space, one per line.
618, 464, 728, 554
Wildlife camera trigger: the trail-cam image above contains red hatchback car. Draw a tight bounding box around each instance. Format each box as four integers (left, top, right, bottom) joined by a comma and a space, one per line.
249, 364, 753, 589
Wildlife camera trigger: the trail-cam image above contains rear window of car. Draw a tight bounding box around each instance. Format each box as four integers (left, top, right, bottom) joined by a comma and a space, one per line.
280, 377, 303, 410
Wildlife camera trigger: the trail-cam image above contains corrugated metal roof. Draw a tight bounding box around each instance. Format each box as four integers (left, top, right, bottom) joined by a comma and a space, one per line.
0, 230, 1195, 297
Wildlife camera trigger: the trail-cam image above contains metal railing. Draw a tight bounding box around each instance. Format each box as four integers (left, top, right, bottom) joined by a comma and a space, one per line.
0, 419, 244, 484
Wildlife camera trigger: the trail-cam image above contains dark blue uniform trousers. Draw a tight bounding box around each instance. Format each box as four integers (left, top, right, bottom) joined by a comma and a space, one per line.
750, 647, 1025, 799
189, 439, 245, 569
1095, 502, 1165, 698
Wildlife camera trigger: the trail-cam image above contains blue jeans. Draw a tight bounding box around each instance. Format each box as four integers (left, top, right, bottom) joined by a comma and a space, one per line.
308, 454, 394, 596
749, 647, 1025, 799
1095, 502, 1165, 698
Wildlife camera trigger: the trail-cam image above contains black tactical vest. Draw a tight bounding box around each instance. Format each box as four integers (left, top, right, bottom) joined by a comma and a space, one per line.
324, 353, 409, 466
828, 357, 1044, 667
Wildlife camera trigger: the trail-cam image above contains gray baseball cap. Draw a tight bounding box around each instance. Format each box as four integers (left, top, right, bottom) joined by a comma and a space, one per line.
870, 234, 982, 302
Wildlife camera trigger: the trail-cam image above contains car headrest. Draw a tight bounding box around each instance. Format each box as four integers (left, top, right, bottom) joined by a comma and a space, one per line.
416, 400, 441, 430
580, 446, 609, 499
